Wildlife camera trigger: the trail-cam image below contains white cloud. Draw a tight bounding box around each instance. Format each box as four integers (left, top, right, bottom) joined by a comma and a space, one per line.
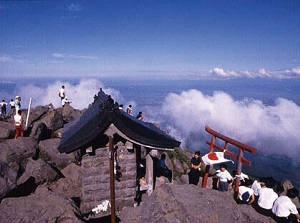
52, 53, 98, 60
66, 3, 81, 12
0, 55, 13, 62
52, 53, 65, 58
211, 67, 239, 77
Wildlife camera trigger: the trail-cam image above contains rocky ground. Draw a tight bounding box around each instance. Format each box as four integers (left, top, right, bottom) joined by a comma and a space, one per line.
0, 104, 299, 223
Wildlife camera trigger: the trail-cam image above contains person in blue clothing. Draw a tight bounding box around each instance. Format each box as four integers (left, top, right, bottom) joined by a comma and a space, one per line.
157, 153, 172, 182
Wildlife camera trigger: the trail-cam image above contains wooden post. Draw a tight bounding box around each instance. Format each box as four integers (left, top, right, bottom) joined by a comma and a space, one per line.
109, 136, 116, 223
201, 165, 210, 188
202, 135, 215, 188
234, 148, 243, 193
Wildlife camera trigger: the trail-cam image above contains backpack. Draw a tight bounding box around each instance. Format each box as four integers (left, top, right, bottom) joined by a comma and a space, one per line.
58, 91, 61, 97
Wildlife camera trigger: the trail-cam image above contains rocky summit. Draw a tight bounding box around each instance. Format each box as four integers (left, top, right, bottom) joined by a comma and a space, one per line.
0, 104, 298, 223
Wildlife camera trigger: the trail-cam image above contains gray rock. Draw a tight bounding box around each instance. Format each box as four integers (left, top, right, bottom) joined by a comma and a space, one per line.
17, 157, 60, 185
61, 163, 82, 185
0, 121, 15, 139
39, 138, 76, 169
0, 186, 84, 223
0, 161, 17, 198
119, 184, 276, 223
0, 137, 39, 172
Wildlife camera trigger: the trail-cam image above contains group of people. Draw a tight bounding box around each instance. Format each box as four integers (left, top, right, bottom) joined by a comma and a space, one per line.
59, 85, 71, 107
237, 177, 300, 222
0, 97, 20, 118
122, 104, 145, 121
187, 150, 300, 223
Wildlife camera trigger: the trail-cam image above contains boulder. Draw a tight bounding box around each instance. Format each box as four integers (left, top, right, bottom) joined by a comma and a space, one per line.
0, 121, 15, 139
17, 157, 60, 186
119, 183, 276, 223
0, 161, 17, 199
39, 138, 76, 169
60, 104, 84, 123
61, 163, 82, 185
48, 178, 82, 201
29, 108, 64, 138
0, 137, 39, 172
0, 186, 84, 223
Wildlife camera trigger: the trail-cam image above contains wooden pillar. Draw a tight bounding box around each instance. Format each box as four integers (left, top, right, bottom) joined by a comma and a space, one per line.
146, 152, 154, 195
201, 165, 210, 188
109, 136, 116, 223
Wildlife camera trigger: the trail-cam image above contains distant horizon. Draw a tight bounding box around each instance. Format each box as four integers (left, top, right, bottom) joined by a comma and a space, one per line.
1, 1, 299, 79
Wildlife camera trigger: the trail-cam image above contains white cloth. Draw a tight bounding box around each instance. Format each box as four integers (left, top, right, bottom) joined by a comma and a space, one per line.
272, 196, 298, 217
202, 152, 234, 166
238, 186, 254, 202
14, 114, 22, 126
257, 187, 278, 210
251, 180, 262, 196
216, 169, 233, 182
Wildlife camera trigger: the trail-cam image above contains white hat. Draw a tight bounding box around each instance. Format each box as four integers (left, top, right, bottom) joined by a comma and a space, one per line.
15, 95, 20, 99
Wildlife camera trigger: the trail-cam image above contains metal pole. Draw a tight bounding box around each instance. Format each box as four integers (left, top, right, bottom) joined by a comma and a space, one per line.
109, 136, 116, 223
25, 97, 32, 129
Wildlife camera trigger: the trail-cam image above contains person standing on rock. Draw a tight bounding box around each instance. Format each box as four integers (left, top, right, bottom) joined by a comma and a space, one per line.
0, 99, 8, 117
14, 96, 21, 114
216, 163, 233, 192
58, 85, 66, 107
14, 109, 24, 138
188, 151, 202, 186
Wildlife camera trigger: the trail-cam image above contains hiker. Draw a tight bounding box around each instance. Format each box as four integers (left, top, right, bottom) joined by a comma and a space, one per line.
126, 104, 133, 116
237, 178, 255, 205
14, 96, 21, 114
9, 99, 15, 111
0, 99, 8, 117
216, 163, 233, 192
156, 153, 172, 182
58, 85, 66, 106
136, 111, 144, 120
254, 178, 278, 217
14, 109, 24, 138
62, 97, 71, 107
272, 188, 300, 223
188, 151, 202, 186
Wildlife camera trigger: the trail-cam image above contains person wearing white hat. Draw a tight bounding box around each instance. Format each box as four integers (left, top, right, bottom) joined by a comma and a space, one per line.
14, 96, 21, 114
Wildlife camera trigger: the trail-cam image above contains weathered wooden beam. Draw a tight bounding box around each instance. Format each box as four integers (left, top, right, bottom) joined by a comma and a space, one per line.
205, 125, 257, 154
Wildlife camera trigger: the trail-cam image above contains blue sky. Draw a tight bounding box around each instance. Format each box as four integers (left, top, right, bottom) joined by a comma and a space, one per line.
0, 0, 299, 79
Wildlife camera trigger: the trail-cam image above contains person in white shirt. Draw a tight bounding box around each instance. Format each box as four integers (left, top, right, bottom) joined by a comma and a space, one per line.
14, 109, 24, 138
255, 179, 278, 217
59, 85, 66, 106
216, 163, 233, 192
237, 178, 255, 205
62, 97, 71, 107
272, 188, 300, 223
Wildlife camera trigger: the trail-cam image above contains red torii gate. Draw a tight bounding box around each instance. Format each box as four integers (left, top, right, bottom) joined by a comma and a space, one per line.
202, 125, 257, 192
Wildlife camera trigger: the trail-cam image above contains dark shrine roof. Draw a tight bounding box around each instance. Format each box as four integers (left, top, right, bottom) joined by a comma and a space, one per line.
58, 89, 181, 153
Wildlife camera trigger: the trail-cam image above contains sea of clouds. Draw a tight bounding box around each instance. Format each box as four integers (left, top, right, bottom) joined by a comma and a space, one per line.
8, 78, 300, 186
